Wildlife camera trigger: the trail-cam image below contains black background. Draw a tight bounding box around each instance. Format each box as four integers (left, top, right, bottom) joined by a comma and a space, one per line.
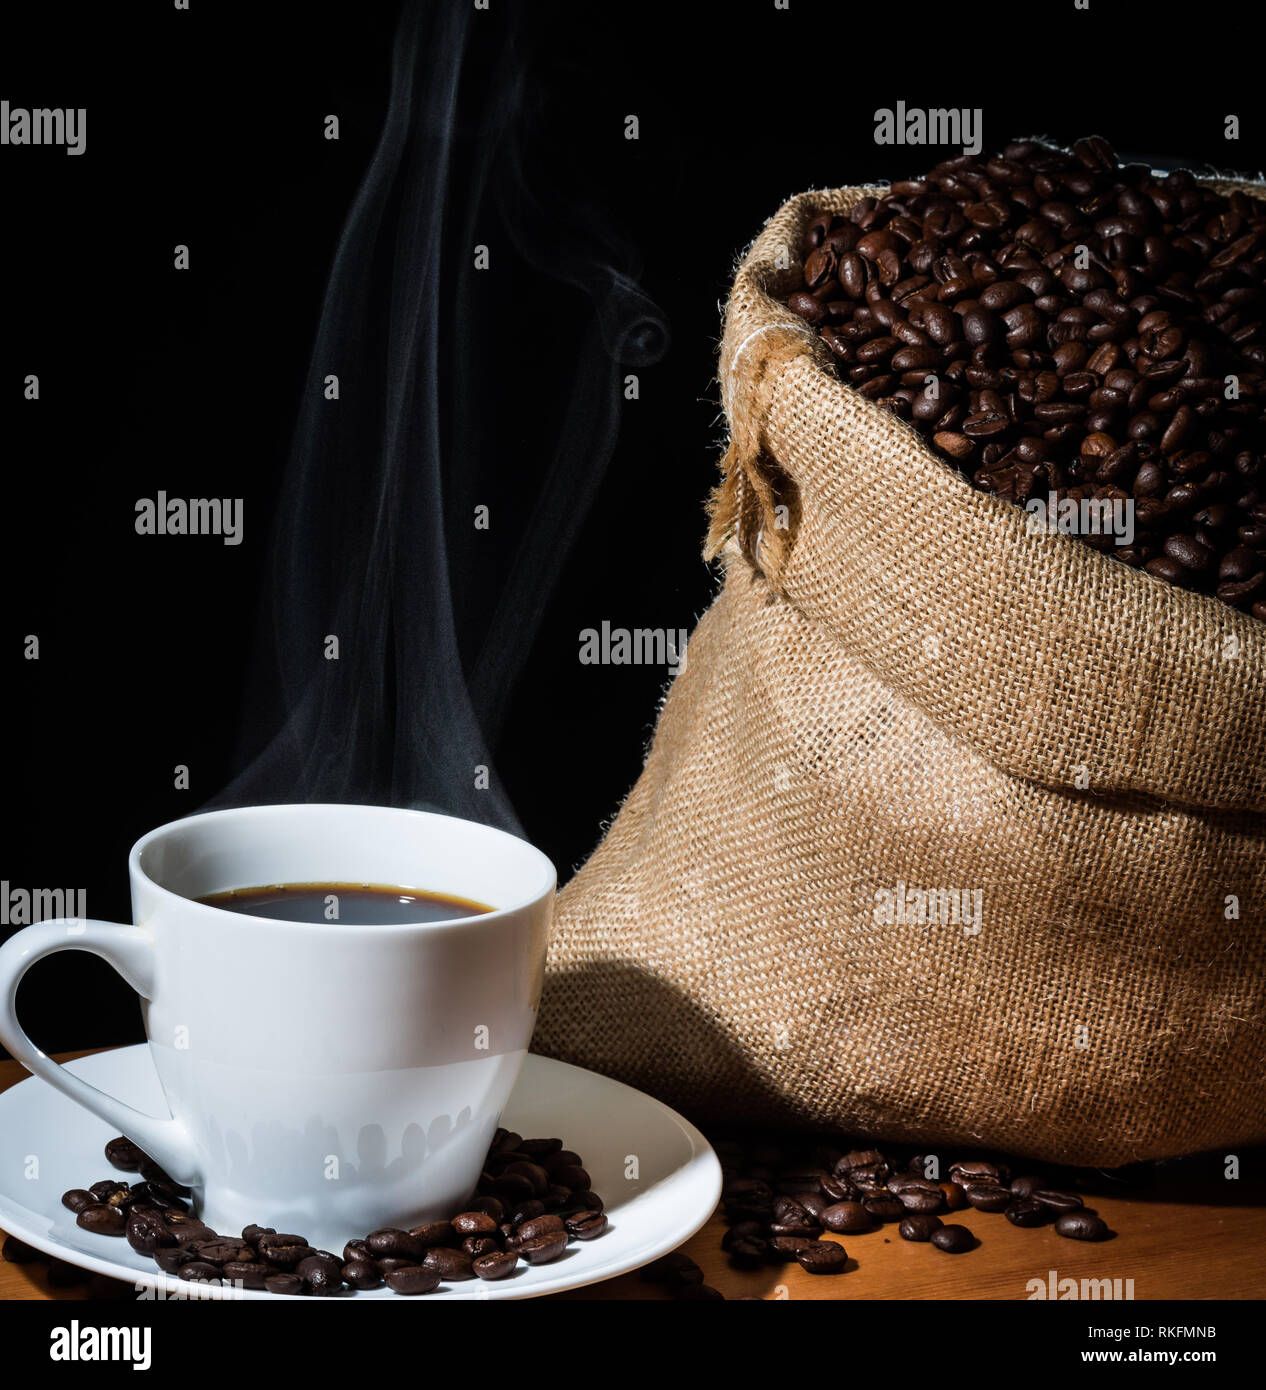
3, 0, 1265, 1056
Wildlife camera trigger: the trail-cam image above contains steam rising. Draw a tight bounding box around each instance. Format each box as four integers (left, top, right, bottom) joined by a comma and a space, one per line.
212, 0, 667, 830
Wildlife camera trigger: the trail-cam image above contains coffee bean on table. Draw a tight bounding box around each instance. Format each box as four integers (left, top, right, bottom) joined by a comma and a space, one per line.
898, 1213, 944, 1242
1009, 1175, 1048, 1199
104, 1137, 146, 1171
863, 1196, 906, 1222
821, 1200, 873, 1233
1055, 1211, 1110, 1241
47, 1259, 90, 1287
941, 1182, 969, 1212
769, 1235, 815, 1259
640, 1251, 703, 1286
2, 1235, 40, 1263
473, 1250, 519, 1280
77, 1204, 126, 1236
963, 1183, 1012, 1213
1005, 1199, 1049, 1228
795, 1239, 849, 1274
385, 1265, 442, 1295
1034, 1189, 1084, 1214
930, 1225, 975, 1253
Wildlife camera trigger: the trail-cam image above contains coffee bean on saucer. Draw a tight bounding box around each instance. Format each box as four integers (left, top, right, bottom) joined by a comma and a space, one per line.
519, 1230, 568, 1264
189, 1239, 254, 1266
898, 1213, 944, 1242
366, 1227, 425, 1261
1005, 1199, 1050, 1228
466, 1196, 505, 1223
516, 1214, 566, 1242
423, 1247, 476, 1281
2, 1235, 40, 1263
451, 1210, 498, 1237
385, 1265, 442, 1295
244, 1224, 276, 1248
257, 1233, 315, 1269
77, 1203, 126, 1236
462, 1236, 501, 1258
126, 1208, 176, 1255
297, 1253, 344, 1295
408, 1220, 456, 1248
374, 1256, 415, 1274
154, 1247, 197, 1275
138, 1160, 191, 1197
89, 1180, 134, 1208
61, 1188, 95, 1214
104, 1137, 146, 1172
510, 1199, 547, 1226
795, 1239, 849, 1273
177, 1261, 224, 1284
264, 1271, 304, 1296
552, 1165, 592, 1192
565, 1210, 608, 1241
1055, 1211, 1110, 1241
163, 1210, 214, 1246
342, 1259, 382, 1290
221, 1261, 269, 1290
473, 1250, 518, 1280
128, 1182, 185, 1213
930, 1225, 975, 1253
519, 1137, 564, 1159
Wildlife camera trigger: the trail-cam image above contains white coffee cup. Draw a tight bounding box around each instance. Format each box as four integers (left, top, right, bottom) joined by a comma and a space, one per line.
0, 804, 555, 1246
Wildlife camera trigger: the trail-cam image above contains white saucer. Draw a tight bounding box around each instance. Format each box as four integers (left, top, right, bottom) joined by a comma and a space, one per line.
0, 1046, 721, 1300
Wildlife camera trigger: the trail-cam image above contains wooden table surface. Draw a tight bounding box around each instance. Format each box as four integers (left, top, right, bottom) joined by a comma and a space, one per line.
3, 1051, 1263, 1301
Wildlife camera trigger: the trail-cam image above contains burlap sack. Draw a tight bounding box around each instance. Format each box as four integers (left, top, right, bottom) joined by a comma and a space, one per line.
535, 183, 1266, 1166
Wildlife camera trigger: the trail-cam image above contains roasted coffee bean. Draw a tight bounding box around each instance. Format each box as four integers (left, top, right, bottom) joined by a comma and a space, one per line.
451, 1210, 498, 1237
77, 1203, 126, 1236
374, 1256, 415, 1274
898, 1213, 944, 1242
516, 1213, 566, 1242
61, 1188, 95, 1214
821, 1200, 873, 1233
769, 1235, 815, 1259
949, 1160, 1009, 1186
342, 1259, 383, 1290
220, 1260, 268, 1290
365, 1227, 425, 1262
795, 1239, 849, 1274
296, 1252, 344, 1295
258, 1233, 316, 1269
552, 1164, 592, 1192
509, 1199, 547, 1226
408, 1219, 457, 1247
1005, 1199, 1049, 1227
385, 1265, 442, 1295
641, 1251, 704, 1286
898, 1187, 946, 1214
188, 1239, 253, 1266
503, 1160, 551, 1195
1033, 1189, 1084, 1214
930, 1225, 975, 1253
463, 1236, 502, 1258
1055, 1211, 1110, 1241
518, 1230, 568, 1265
104, 1137, 146, 1171
126, 1208, 176, 1255
154, 1247, 196, 1275
264, 1271, 304, 1295
862, 1196, 905, 1222
1009, 1175, 1048, 1199
941, 1182, 969, 1211
89, 1180, 133, 1208
178, 1260, 224, 1284
423, 1247, 477, 1281
162, 1210, 214, 1246
473, 1249, 519, 1280
2, 1235, 39, 1263
963, 1183, 1012, 1213
244, 1224, 276, 1248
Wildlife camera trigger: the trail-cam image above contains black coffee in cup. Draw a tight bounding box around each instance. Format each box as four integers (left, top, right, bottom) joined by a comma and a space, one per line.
197, 882, 493, 925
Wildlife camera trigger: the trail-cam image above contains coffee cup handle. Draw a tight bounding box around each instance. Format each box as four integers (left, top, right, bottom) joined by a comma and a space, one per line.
0, 918, 201, 1185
